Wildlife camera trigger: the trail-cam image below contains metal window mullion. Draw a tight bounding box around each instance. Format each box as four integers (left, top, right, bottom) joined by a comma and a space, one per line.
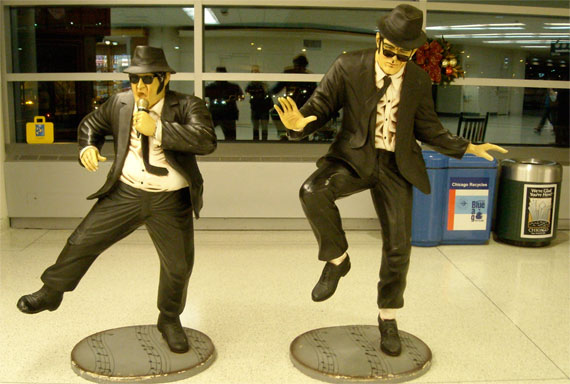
201, 0, 407, 9
450, 78, 570, 89
194, 1, 204, 98
6, 73, 570, 90
425, 2, 568, 17
3, 0, 196, 5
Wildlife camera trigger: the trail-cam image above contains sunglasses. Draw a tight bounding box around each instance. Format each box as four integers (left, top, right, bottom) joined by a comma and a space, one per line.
381, 41, 413, 62
129, 74, 156, 84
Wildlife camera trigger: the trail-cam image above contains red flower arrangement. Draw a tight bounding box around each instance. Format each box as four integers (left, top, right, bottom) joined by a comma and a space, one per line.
415, 37, 465, 85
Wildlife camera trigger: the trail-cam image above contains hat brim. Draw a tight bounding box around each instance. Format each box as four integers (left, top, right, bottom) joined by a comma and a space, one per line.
124, 65, 176, 74
378, 17, 427, 50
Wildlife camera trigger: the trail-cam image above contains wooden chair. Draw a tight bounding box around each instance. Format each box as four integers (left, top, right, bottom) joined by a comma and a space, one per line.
456, 112, 489, 143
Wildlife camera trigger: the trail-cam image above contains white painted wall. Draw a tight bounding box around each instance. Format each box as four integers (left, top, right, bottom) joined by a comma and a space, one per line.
4, 160, 569, 230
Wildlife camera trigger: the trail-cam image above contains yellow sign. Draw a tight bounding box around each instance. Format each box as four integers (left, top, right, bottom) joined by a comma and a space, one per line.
26, 116, 54, 144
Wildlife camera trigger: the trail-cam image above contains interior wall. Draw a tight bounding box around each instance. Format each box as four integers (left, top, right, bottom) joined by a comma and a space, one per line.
5, 159, 569, 230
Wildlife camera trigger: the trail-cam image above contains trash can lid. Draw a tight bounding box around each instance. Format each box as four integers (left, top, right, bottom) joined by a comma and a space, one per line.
448, 154, 498, 168
422, 150, 448, 168
500, 158, 563, 183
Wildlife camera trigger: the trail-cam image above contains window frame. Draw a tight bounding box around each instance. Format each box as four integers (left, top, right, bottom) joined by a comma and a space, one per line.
1, 0, 569, 149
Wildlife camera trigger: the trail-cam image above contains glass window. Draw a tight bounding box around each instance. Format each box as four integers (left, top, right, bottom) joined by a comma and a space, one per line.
204, 7, 385, 73
434, 85, 567, 146
10, 6, 195, 73
425, 12, 569, 80
203, 80, 340, 142
12, 80, 194, 143
428, 0, 569, 8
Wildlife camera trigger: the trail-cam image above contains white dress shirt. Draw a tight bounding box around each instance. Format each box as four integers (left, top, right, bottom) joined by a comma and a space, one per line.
119, 98, 188, 192
374, 62, 405, 152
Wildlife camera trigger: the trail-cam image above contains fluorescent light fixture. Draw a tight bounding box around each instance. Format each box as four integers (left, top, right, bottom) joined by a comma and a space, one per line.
445, 33, 569, 40
545, 23, 570, 26
426, 23, 525, 31
544, 27, 570, 30
521, 45, 549, 48
484, 40, 565, 44
183, 7, 220, 25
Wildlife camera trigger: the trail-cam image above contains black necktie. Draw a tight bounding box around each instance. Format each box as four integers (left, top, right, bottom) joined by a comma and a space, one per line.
378, 76, 392, 102
141, 134, 168, 176
369, 76, 392, 143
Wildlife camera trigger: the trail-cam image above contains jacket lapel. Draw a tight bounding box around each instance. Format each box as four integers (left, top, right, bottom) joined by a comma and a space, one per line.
117, 93, 133, 163
162, 91, 178, 123
351, 49, 380, 148
363, 49, 380, 112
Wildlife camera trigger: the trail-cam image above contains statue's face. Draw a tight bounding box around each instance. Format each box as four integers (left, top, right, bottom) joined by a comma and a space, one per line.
130, 72, 170, 107
375, 33, 416, 75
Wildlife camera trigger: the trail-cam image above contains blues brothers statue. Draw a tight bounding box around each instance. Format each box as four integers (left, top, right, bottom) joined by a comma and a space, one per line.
275, 4, 507, 356
17, 46, 216, 354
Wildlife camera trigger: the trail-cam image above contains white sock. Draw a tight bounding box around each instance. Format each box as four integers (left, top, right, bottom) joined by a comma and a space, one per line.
379, 308, 397, 321
328, 252, 348, 266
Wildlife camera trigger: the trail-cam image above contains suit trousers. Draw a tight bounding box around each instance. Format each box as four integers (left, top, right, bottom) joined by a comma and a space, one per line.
299, 150, 413, 309
41, 182, 194, 318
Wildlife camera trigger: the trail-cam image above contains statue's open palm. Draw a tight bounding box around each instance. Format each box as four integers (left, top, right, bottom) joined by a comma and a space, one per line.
274, 96, 317, 132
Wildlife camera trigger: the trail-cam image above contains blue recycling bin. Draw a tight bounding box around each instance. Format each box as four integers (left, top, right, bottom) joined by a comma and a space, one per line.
412, 150, 498, 246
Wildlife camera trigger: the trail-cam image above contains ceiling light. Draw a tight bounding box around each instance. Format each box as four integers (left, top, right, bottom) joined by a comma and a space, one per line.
183, 7, 220, 25
426, 23, 525, 31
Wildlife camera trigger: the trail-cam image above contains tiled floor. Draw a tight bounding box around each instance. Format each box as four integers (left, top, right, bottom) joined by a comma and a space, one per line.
0, 228, 568, 384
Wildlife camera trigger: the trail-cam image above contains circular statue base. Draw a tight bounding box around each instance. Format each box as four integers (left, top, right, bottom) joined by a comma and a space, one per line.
71, 325, 216, 383
290, 325, 431, 383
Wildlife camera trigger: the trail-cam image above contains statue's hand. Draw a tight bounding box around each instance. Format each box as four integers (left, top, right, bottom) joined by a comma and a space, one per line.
133, 111, 156, 137
465, 143, 508, 161
80, 147, 107, 172
274, 96, 317, 132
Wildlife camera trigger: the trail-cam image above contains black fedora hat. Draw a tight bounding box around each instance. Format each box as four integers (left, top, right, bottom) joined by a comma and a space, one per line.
377, 4, 427, 50
124, 46, 176, 74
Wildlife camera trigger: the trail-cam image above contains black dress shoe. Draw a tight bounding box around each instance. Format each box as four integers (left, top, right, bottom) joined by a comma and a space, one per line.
157, 314, 189, 354
378, 317, 402, 356
17, 285, 63, 314
311, 255, 351, 302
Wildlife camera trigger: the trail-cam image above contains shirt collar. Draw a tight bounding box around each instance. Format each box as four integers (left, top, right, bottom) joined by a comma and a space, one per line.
375, 60, 405, 86
150, 98, 164, 116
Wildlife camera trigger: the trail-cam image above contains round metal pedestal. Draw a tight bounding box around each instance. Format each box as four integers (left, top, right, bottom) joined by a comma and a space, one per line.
290, 325, 431, 383
71, 325, 216, 383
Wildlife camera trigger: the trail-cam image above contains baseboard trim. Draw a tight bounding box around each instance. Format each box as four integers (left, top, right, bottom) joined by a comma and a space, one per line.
9, 217, 382, 231
10, 217, 569, 231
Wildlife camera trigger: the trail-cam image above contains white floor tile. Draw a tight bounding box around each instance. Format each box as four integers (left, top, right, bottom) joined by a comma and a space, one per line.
1, 229, 568, 384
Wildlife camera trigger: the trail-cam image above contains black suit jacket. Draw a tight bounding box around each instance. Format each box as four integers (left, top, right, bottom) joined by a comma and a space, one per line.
291, 48, 469, 194
77, 90, 216, 218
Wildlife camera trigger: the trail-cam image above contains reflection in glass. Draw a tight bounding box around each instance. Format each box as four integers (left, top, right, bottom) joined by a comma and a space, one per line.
202, 81, 340, 142
204, 68, 245, 141
203, 7, 384, 73
10, 6, 195, 73
245, 65, 272, 141
434, 86, 567, 146
426, 12, 569, 80
12, 80, 194, 143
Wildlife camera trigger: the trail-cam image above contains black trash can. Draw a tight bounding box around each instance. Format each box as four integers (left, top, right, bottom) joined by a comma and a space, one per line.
495, 159, 563, 247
